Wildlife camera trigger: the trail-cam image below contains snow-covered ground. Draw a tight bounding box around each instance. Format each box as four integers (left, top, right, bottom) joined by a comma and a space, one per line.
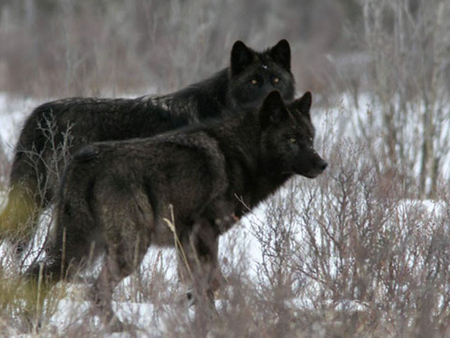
0, 92, 448, 336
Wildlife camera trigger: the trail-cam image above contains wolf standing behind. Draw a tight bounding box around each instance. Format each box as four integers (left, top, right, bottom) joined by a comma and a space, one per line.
0, 40, 295, 253
26, 91, 327, 331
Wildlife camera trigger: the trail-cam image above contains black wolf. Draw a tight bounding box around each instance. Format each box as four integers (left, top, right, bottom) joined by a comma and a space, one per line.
0, 40, 295, 253
25, 91, 327, 331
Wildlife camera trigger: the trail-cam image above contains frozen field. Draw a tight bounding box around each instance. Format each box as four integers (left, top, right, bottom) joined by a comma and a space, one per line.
0, 91, 448, 336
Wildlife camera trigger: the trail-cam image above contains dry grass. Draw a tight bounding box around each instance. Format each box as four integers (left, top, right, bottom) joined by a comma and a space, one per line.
0, 124, 449, 336
0, 1, 450, 336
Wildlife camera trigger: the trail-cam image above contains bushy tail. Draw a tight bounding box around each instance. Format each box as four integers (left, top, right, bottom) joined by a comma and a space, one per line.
28, 149, 104, 284
1, 106, 73, 254
0, 179, 41, 250
0, 126, 49, 252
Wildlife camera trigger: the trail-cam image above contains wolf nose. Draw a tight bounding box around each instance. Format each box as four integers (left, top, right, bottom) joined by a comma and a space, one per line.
319, 160, 328, 171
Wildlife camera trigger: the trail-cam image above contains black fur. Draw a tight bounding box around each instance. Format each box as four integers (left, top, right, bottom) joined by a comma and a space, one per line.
25, 91, 327, 331
1, 40, 295, 252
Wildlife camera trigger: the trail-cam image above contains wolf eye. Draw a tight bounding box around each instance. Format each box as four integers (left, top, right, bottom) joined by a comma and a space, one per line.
251, 79, 258, 85
273, 77, 279, 83
289, 137, 297, 143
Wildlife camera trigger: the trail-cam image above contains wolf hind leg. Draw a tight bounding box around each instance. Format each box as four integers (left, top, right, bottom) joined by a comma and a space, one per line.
89, 233, 150, 332
86, 183, 154, 331
23, 240, 87, 333
25, 233, 92, 286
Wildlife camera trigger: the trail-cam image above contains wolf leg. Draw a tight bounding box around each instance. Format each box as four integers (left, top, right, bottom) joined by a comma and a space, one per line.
90, 237, 149, 333
23, 240, 86, 334
178, 220, 221, 334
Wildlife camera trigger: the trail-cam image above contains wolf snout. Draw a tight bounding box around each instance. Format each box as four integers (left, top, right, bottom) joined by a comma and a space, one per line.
318, 159, 328, 172
308, 156, 328, 178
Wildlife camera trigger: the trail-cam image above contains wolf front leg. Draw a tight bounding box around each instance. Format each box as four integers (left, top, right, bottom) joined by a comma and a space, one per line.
177, 220, 223, 306
177, 220, 222, 334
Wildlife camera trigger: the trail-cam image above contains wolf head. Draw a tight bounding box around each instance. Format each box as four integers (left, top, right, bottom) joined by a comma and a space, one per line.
259, 91, 327, 179
229, 40, 295, 109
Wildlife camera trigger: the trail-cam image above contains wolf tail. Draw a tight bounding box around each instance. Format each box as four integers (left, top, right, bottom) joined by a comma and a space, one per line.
28, 146, 103, 284
0, 144, 48, 256
0, 182, 39, 244
0, 105, 60, 255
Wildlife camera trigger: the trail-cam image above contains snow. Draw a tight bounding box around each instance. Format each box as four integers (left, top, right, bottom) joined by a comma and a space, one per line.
0, 92, 449, 335
0, 94, 41, 158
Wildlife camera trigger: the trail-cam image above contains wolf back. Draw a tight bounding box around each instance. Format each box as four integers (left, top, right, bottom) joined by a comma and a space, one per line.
1, 40, 295, 251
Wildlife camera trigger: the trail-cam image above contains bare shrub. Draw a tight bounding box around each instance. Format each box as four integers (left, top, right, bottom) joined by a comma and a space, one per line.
285, 140, 450, 337
1, 125, 449, 337
352, 0, 450, 197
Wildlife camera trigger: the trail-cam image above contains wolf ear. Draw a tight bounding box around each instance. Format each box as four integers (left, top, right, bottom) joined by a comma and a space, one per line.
231, 40, 255, 76
269, 39, 291, 71
260, 91, 289, 128
292, 91, 312, 120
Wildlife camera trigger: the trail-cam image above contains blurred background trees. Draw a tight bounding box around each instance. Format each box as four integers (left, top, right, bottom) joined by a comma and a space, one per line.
0, 0, 363, 96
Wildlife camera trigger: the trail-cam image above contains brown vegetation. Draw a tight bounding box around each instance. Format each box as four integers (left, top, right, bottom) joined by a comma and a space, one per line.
0, 0, 449, 336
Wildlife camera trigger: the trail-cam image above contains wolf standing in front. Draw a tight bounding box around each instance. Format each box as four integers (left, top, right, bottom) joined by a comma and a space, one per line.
26, 91, 327, 331
0, 40, 295, 255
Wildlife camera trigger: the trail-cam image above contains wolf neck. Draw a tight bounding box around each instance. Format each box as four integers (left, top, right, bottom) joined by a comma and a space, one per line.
247, 167, 292, 209
155, 68, 233, 123
213, 115, 293, 211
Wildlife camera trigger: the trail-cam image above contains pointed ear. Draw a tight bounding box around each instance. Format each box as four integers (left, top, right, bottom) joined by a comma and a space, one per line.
260, 91, 289, 128
269, 39, 291, 70
292, 91, 312, 120
231, 40, 255, 75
